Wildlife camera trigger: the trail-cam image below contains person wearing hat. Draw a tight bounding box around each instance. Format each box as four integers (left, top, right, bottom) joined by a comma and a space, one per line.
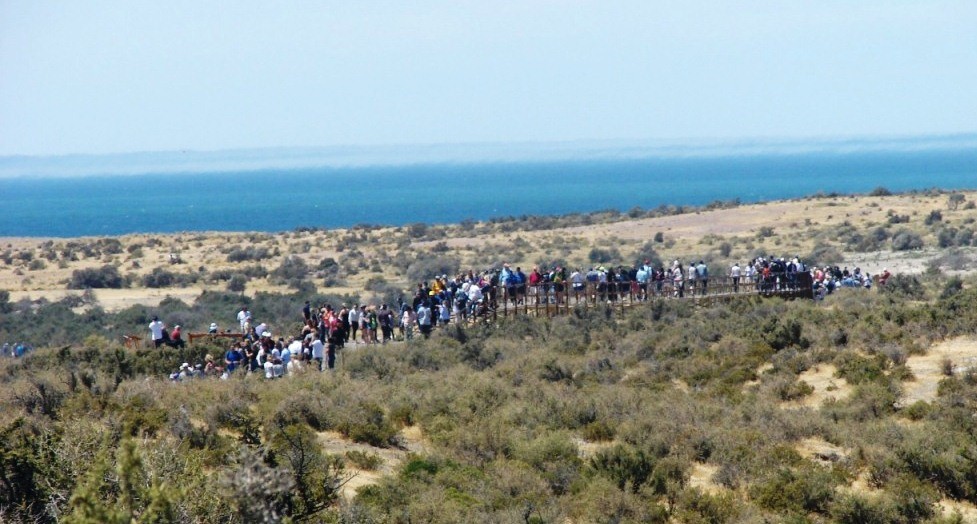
208, 322, 219, 334
178, 362, 192, 381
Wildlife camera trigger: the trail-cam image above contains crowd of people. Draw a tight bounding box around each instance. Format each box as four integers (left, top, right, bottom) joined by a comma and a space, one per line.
1, 342, 33, 358
162, 255, 893, 381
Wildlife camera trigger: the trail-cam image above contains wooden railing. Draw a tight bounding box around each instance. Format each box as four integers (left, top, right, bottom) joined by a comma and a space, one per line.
479, 272, 814, 320
123, 274, 813, 346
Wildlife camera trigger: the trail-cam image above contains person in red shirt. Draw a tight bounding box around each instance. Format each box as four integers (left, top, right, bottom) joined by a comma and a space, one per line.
879, 268, 892, 286
169, 324, 185, 348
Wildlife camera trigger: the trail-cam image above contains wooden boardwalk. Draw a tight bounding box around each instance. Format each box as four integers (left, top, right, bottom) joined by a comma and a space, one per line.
137, 274, 813, 346
484, 273, 814, 320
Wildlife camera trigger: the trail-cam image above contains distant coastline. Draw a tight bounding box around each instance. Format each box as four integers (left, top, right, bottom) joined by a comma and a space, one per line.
2, 136, 976, 238
2, 133, 976, 179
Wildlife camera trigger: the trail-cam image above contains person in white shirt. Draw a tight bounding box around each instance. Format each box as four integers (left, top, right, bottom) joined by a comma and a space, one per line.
347, 306, 361, 343
148, 317, 165, 348
439, 302, 451, 325
311, 338, 325, 371
730, 262, 742, 293
570, 269, 586, 300
287, 337, 303, 359
264, 347, 283, 379
417, 303, 432, 337
237, 306, 251, 333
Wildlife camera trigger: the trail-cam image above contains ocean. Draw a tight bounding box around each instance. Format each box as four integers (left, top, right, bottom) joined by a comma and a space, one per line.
2, 141, 976, 237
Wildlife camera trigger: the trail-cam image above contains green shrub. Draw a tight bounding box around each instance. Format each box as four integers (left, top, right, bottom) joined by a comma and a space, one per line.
829, 494, 898, 524
880, 274, 925, 299
68, 265, 125, 289
869, 186, 893, 196
582, 420, 616, 442
589, 445, 656, 493
751, 465, 837, 514
338, 402, 399, 448
225, 246, 271, 262
834, 353, 887, 384
345, 450, 383, 471
891, 229, 924, 251
675, 489, 740, 524
405, 254, 460, 283
588, 247, 621, 264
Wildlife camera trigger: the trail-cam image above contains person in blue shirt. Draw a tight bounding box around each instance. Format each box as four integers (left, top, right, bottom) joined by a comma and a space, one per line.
224, 345, 244, 373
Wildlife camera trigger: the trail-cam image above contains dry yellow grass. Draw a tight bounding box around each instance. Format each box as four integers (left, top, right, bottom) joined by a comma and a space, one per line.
902, 337, 977, 405
687, 462, 725, 495
2, 191, 975, 312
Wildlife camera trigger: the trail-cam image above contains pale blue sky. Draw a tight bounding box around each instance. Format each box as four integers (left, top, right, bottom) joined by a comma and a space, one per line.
1, 1, 975, 157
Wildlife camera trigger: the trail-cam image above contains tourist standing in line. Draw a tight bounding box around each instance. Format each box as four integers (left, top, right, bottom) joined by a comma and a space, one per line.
672, 261, 684, 297
696, 260, 708, 295
347, 305, 360, 343
417, 302, 432, 337
730, 262, 741, 293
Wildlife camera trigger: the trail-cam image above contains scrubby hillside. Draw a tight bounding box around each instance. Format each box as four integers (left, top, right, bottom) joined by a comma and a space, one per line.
4, 280, 977, 522
3, 190, 977, 522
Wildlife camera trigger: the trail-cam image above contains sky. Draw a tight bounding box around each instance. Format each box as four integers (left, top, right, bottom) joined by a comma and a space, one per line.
1, 1, 976, 158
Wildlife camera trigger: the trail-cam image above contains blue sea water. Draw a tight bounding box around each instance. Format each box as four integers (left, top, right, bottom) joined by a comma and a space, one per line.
1, 144, 976, 237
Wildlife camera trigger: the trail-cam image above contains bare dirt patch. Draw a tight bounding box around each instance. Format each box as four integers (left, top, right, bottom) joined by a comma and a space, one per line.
796, 437, 848, 465
573, 438, 615, 460
318, 425, 431, 499
744, 362, 774, 389
902, 337, 977, 405
783, 364, 852, 409
938, 498, 977, 521
688, 462, 724, 495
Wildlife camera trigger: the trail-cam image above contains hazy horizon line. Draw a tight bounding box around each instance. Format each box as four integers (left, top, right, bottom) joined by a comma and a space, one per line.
2, 132, 976, 179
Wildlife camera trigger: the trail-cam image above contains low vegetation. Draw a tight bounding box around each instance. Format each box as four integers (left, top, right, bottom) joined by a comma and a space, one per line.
2, 189, 977, 522
1, 266, 977, 521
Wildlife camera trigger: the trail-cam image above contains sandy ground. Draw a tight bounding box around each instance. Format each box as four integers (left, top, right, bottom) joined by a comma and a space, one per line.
687, 462, 724, 495
796, 437, 849, 464
573, 437, 616, 461
938, 498, 977, 521
782, 364, 853, 410
902, 337, 977, 405
3, 192, 975, 314
318, 424, 430, 500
